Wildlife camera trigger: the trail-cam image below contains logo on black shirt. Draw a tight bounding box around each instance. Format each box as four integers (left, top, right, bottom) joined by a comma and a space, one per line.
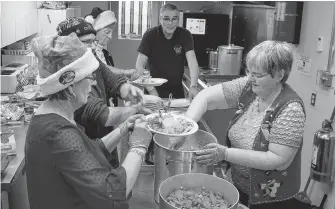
174, 45, 182, 55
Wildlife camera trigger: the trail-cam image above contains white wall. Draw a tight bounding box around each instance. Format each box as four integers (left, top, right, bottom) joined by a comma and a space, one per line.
287, 2, 335, 209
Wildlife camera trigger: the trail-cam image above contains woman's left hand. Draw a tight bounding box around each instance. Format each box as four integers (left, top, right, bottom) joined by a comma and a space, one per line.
120, 114, 146, 135
195, 143, 228, 165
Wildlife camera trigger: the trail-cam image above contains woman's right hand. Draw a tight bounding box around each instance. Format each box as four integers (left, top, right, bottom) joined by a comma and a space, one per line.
128, 120, 152, 150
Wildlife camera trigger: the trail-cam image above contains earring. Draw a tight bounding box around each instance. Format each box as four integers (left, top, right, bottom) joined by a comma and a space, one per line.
71, 92, 77, 101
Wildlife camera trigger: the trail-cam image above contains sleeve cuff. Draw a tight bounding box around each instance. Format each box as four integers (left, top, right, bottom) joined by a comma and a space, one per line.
97, 139, 111, 158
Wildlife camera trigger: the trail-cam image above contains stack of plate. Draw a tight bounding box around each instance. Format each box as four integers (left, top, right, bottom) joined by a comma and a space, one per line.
142, 95, 163, 113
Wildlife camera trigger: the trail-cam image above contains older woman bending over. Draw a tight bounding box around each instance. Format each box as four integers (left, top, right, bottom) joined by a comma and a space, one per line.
25, 33, 152, 209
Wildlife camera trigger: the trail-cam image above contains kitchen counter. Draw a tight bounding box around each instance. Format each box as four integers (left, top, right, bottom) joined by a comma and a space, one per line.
1, 124, 28, 191
183, 67, 243, 91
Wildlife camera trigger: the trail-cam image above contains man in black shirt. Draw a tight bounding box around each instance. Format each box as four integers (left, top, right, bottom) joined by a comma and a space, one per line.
135, 3, 200, 99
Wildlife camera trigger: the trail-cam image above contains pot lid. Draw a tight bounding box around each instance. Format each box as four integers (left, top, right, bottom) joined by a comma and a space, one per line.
218, 44, 244, 50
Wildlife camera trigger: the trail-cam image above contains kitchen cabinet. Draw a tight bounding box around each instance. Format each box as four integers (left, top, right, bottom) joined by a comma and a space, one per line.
1, 1, 38, 48
37, 8, 77, 36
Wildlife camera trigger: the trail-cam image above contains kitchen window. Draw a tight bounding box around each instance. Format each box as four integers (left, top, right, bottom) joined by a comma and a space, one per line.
118, 1, 152, 39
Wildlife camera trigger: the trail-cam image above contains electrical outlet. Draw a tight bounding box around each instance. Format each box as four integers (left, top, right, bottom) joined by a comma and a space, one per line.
311, 92, 316, 106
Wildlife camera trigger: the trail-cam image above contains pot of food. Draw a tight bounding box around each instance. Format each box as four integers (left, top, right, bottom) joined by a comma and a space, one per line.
159, 173, 239, 209
217, 44, 244, 75
153, 130, 218, 203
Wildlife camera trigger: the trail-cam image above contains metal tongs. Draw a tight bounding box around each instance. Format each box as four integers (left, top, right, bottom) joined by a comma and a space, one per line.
158, 93, 173, 127
166, 93, 173, 113
158, 109, 164, 127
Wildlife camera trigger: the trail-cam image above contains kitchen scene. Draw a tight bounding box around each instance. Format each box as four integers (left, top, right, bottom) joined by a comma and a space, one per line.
1, 1, 335, 209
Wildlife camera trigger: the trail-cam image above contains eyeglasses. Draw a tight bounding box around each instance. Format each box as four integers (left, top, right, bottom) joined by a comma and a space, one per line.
245, 69, 269, 79
161, 17, 179, 23
85, 73, 97, 85
81, 39, 96, 47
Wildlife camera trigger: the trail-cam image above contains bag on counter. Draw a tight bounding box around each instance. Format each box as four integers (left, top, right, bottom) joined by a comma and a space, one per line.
42, 1, 68, 9
0, 103, 24, 121
1, 129, 16, 155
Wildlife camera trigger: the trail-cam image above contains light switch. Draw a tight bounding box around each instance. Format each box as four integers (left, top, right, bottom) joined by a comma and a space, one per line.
317, 36, 324, 52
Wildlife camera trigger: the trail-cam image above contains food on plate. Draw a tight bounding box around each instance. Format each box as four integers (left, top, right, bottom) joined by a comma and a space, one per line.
166, 187, 230, 209
147, 114, 194, 135
139, 77, 155, 83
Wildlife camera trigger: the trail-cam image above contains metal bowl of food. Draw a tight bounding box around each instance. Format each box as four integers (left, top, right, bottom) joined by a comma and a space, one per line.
159, 173, 239, 209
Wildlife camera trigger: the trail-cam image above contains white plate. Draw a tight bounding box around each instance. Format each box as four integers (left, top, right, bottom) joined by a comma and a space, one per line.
169, 98, 191, 108
132, 78, 168, 87
146, 113, 198, 137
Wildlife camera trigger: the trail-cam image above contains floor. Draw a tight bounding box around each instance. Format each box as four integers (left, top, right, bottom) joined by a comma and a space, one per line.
128, 165, 159, 209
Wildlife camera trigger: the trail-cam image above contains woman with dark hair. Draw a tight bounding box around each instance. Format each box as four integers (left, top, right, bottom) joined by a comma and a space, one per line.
56, 17, 148, 168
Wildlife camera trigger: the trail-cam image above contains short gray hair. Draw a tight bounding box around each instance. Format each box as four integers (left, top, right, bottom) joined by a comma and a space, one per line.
246, 40, 293, 84
160, 3, 179, 15
48, 88, 74, 101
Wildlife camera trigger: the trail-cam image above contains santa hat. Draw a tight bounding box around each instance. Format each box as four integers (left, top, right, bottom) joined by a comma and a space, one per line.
85, 8, 117, 31
31, 33, 99, 96
57, 17, 96, 37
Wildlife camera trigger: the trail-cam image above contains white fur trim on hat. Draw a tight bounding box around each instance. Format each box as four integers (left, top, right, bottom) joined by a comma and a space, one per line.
85, 10, 117, 31
37, 48, 99, 96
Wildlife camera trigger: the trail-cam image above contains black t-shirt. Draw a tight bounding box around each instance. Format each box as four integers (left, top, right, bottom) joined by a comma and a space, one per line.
138, 25, 194, 98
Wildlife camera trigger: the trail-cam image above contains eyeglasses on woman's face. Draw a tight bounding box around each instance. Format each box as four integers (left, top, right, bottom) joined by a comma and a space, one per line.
245, 69, 269, 79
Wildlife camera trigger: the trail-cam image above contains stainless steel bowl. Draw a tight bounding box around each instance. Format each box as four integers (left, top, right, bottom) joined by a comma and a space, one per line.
159, 173, 239, 209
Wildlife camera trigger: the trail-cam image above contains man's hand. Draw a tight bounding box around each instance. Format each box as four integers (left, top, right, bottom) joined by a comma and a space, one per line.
188, 86, 199, 101
120, 83, 144, 104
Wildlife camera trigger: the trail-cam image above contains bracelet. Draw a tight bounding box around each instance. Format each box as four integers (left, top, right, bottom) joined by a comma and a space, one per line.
129, 148, 146, 162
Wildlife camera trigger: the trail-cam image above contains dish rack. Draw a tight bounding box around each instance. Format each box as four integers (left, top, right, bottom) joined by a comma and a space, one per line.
3, 48, 32, 56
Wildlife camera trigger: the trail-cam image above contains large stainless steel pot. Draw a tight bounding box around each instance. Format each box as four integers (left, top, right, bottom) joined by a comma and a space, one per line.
153, 130, 218, 203
159, 173, 239, 209
218, 44, 244, 75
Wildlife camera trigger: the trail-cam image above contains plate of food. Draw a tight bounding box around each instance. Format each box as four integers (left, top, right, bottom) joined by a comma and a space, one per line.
146, 112, 198, 136
132, 77, 168, 87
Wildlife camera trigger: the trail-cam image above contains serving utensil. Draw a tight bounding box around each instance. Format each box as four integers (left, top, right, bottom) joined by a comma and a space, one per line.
167, 93, 172, 113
